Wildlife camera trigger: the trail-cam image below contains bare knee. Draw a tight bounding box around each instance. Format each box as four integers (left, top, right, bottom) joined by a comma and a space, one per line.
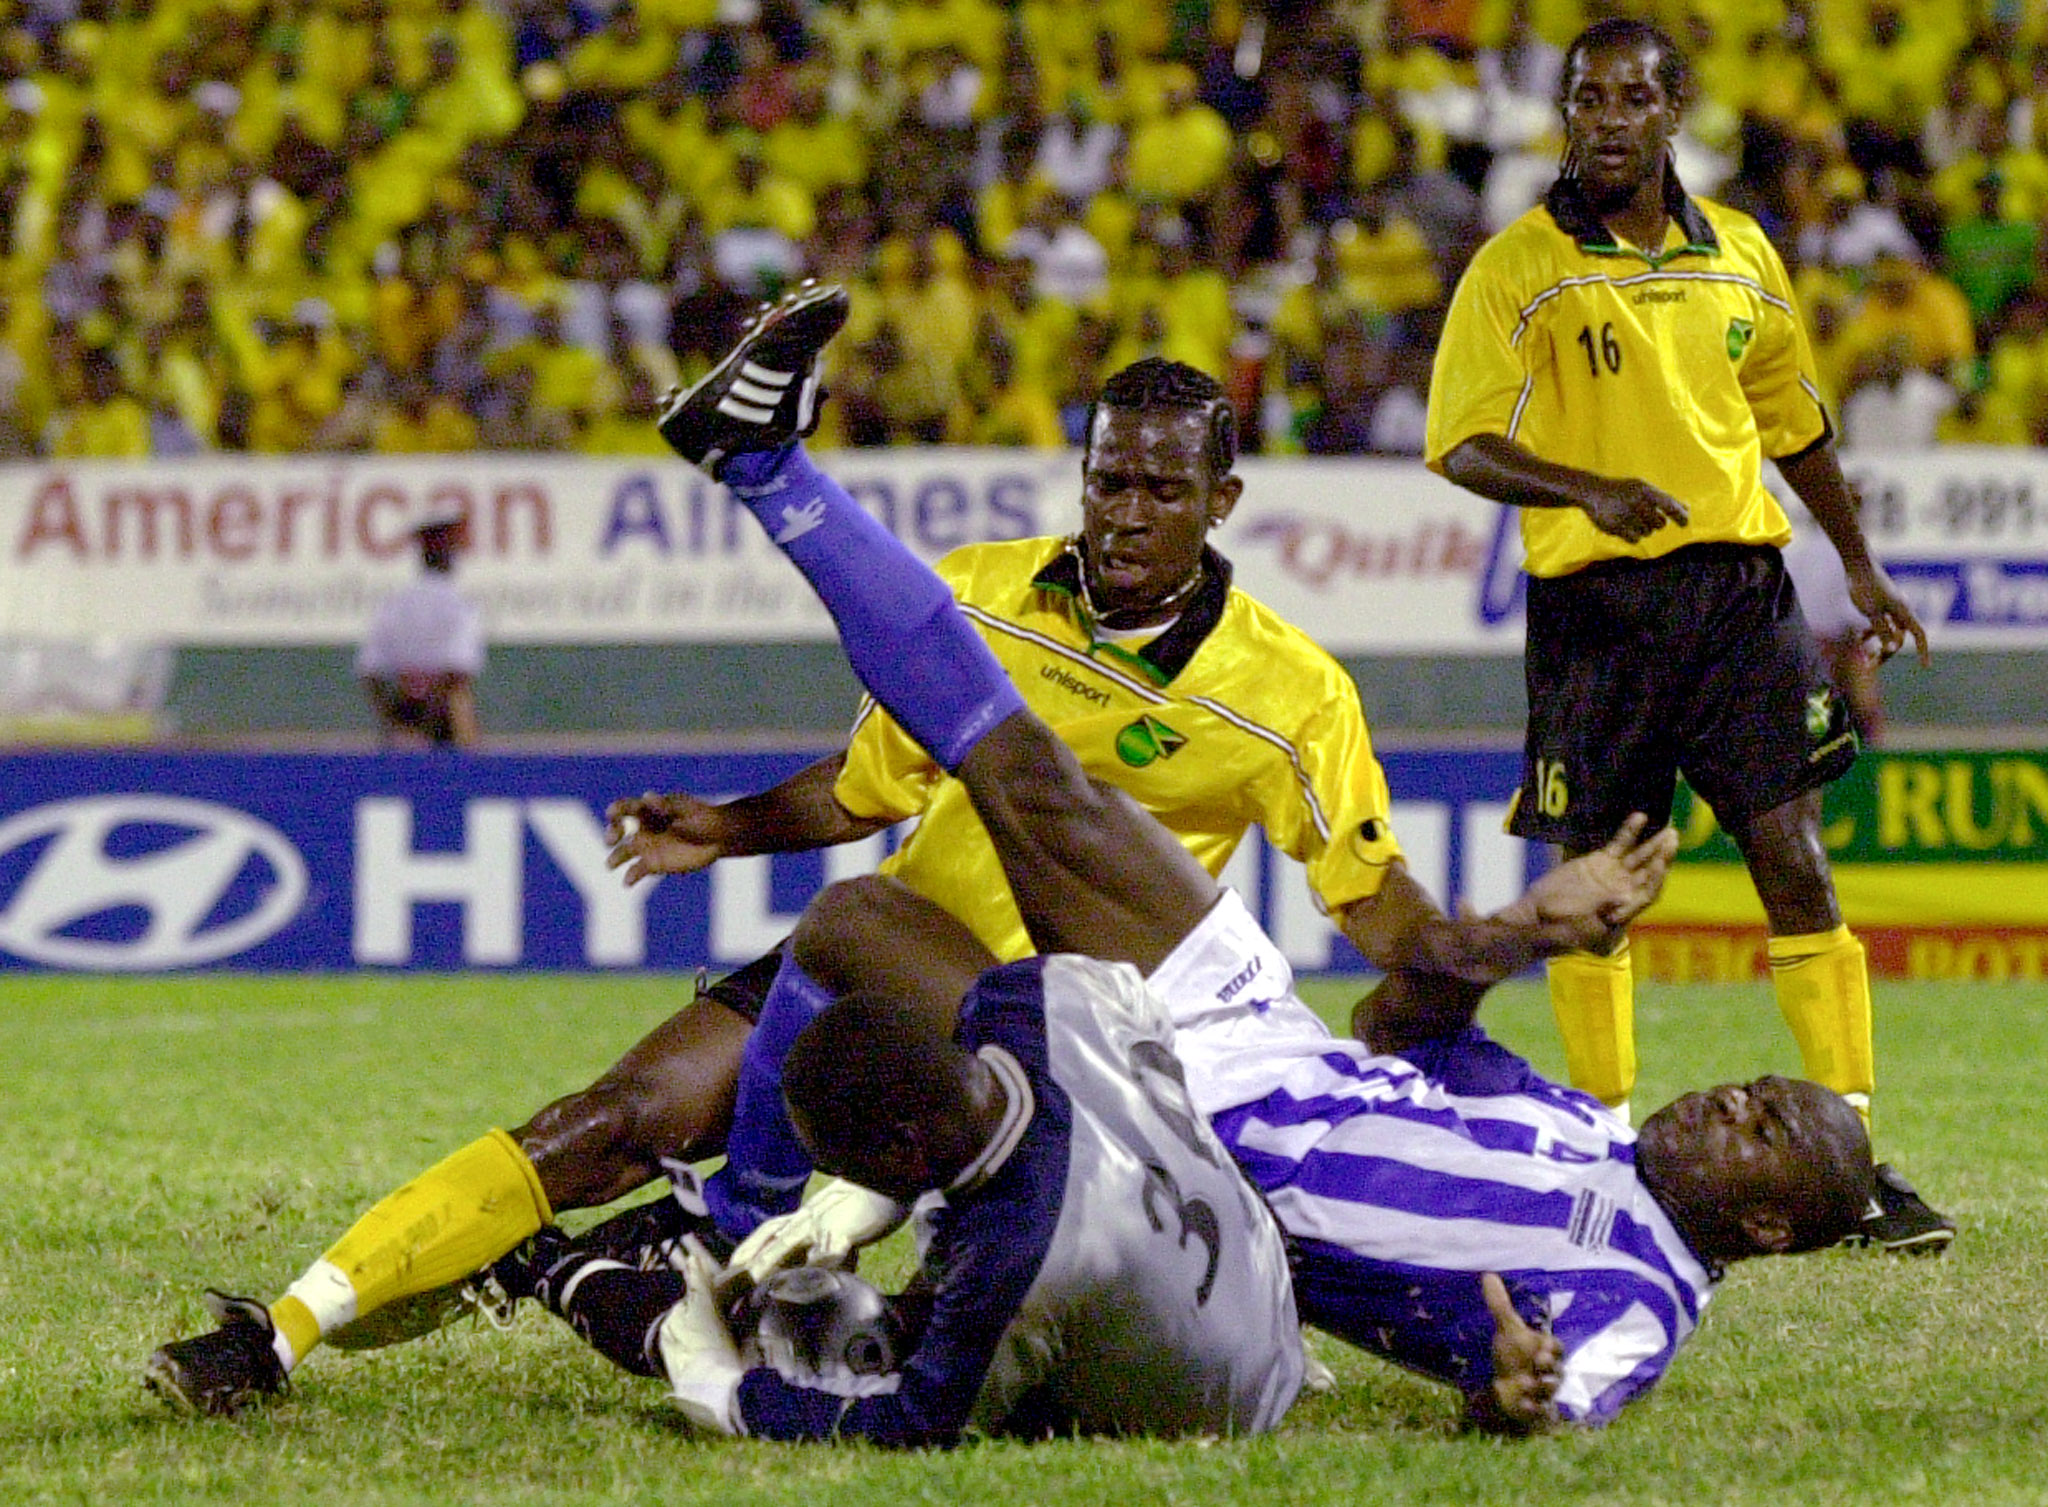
1729, 796, 1841, 933
794, 875, 992, 1002
515, 1075, 669, 1212
797, 874, 900, 943
515, 997, 752, 1210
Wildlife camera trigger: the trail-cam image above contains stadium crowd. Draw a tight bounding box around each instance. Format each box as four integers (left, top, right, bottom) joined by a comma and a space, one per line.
3, 0, 2045, 463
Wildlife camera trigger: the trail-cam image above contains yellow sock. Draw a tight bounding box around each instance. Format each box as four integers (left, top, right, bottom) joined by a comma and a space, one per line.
1547, 942, 1636, 1121
267, 1130, 551, 1369
1769, 925, 1874, 1129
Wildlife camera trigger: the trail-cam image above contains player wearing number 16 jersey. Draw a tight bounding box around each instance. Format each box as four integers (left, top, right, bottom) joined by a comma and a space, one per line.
1424, 17, 1948, 1252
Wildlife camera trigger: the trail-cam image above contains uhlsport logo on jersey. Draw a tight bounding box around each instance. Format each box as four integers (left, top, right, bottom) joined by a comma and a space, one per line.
1114, 714, 1187, 768
0, 796, 308, 969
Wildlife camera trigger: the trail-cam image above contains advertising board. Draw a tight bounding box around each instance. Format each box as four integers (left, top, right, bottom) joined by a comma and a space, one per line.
10, 448, 2045, 652
0, 749, 1533, 974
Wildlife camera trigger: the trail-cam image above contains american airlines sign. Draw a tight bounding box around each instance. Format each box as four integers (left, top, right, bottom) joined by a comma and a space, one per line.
0, 751, 1535, 974
9, 448, 2048, 653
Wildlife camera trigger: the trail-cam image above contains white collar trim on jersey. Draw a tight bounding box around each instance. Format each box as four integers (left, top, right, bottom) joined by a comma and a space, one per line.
948, 1046, 1034, 1197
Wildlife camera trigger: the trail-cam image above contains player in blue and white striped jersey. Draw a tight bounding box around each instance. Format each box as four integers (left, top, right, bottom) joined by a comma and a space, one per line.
1219, 1031, 1707, 1427
1146, 888, 1742, 1427
509, 946, 1304, 1446
777, 844, 1870, 1432
685, 359, 1876, 1432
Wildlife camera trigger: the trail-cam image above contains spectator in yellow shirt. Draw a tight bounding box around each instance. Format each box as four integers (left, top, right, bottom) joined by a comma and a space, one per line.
1125, 65, 1232, 210
565, 7, 677, 98
1129, 218, 1233, 380
1936, 382, 2033, 447
1815, 0, 1966, 152
1838, 248, 1976, 378
1793, 269, 1860, 421
150, 279, 232, 446
868, 234, 963, 442
977, 245, 1077, 403
702, 139, 816, 242
764, 72, 872, 199
1337, 198, 1444, 318
894, 0, 1008, 75
247, 301, 359, 453
916, 229, 981, 381
961, 323, 1065, 447
486, 303, 618, 428
49, 346, 151, 457
578, 369, 674, 456
373, 377, 481, 454
1981, 296, 2048, 441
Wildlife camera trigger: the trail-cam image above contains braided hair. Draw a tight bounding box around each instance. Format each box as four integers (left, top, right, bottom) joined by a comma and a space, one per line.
1087, 357, 1238, 481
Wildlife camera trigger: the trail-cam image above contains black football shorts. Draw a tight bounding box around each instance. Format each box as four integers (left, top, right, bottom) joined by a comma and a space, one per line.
698, 942, 787, 1025
1510, 542, 1859, 849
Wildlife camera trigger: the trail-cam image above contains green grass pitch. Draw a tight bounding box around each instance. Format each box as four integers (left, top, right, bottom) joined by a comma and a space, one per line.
4, 972, 2045, 1506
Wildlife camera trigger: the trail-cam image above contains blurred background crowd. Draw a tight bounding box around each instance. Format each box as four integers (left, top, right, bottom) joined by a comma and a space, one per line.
3, 0, 2045, 464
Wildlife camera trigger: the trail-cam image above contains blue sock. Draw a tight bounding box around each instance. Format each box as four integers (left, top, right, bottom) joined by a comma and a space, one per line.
723, 444, 1024, 771
704, 950, 836, 1239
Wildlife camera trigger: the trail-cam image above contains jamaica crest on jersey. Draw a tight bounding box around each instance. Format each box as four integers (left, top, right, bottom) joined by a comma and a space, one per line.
1803, 685, 1859, 765
1115, 714, 1188, 768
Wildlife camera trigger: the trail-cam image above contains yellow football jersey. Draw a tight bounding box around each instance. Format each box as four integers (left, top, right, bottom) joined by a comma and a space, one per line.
1425, 176, 1830, 578
836, 537, 1403, 963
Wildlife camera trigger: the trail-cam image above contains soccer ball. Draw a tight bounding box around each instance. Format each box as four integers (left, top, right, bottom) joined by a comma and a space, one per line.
734, 1266, 905, 1392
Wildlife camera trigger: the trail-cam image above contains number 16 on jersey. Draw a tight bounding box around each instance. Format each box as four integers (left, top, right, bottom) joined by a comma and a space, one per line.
1533, 758, 1571, 819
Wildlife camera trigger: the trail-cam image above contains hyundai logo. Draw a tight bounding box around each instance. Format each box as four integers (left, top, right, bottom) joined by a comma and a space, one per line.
0, 796, 308, 969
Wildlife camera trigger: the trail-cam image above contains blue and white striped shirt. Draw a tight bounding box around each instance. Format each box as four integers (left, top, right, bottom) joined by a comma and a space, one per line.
1149, 890, 1714, 1425
1213, 1026, 1714, 1424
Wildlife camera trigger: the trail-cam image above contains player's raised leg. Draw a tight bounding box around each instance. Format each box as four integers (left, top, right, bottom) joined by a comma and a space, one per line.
662, 285, 1218, 974
661, 284, 1028, 775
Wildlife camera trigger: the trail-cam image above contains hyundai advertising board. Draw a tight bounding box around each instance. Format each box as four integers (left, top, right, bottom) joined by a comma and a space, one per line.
0, 751, 1535, 974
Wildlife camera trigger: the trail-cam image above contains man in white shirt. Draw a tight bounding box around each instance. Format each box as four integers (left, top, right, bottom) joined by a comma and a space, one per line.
356, 500, 484, 748
1840, 337, 1958, 453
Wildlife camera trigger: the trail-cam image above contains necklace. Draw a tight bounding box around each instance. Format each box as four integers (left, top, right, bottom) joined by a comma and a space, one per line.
1077, 545, 1205, 630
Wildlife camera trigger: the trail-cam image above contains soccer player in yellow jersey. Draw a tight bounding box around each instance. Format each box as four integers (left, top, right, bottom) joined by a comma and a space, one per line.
1424, 19, 1950, 1254
154, 352, 1634, 1413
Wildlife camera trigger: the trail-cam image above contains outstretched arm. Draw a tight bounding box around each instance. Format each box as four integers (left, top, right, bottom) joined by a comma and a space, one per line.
1343, 813, 1671, 984
1351, 815, 1674, 1055
605, 752, 891, 885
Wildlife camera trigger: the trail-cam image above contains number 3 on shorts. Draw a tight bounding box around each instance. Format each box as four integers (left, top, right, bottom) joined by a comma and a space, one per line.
1533, 758, 1571, 819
